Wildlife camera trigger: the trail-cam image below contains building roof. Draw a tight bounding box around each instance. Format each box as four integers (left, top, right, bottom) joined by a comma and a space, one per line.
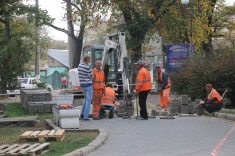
48, 49, 69, 68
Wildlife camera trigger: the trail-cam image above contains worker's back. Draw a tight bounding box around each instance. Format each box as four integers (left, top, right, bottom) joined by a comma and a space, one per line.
101, 87, 116, 105
137, 67, 152, 92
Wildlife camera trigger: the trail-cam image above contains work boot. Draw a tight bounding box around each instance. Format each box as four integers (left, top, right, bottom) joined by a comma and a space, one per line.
93, 118, 100, 120
79, 114, 84, 120
137, 117, 148, 120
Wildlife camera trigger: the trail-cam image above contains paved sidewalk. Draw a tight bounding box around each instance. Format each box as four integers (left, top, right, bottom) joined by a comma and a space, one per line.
80, 117, 235, 156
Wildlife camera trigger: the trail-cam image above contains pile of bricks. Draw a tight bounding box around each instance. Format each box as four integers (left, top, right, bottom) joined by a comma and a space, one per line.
117, 102, 134, 117
28, 101, 56, 114
169, 100, 181, 115
169, 95, 196, 114
20, 89, 52, 113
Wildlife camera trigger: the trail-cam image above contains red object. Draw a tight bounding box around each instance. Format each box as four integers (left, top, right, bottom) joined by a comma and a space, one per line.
62, 80, 66, 85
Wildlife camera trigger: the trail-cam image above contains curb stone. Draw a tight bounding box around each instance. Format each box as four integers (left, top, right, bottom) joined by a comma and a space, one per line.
63, 128, 108, 156
44, 119, 109, 156
45, 119, 61, 130
215, 112, 235, 121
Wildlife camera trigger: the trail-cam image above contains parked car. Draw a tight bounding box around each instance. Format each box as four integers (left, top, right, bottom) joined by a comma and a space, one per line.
7, 78, 53, 95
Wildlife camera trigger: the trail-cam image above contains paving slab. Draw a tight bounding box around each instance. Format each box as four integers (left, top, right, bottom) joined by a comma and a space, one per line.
79, 117, 235, 156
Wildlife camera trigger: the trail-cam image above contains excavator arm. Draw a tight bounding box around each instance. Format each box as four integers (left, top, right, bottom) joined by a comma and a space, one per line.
101, 32, 130, 94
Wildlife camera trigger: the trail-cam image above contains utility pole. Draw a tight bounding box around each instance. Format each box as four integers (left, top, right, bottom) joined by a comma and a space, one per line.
35, 0, 40, 79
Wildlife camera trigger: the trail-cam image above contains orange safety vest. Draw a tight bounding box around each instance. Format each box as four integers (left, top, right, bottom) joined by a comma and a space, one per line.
135, 67, 152, 92
156, 71, 171, 89
92, 68, 105, 90
101, 87, 116, 105
208, 88, 221, 104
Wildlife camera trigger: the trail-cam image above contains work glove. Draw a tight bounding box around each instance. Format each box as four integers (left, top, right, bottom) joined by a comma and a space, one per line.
199, 101, 205, 105
133, 90, 137, 93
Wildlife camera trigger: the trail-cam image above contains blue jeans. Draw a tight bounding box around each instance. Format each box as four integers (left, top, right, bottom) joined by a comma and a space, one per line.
99, 105, 115, 118
81, 85, 93, 119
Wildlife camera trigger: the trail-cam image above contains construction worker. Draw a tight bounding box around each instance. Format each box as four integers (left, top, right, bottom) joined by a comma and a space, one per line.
134, 60, 152, 120
99, 83, 117, 119
155, 66, 171, 111
92, 60, 105, 120
198, 84, 223, 113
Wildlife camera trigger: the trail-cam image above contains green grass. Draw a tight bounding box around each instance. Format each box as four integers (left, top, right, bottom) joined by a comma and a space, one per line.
0, 102, 98, 155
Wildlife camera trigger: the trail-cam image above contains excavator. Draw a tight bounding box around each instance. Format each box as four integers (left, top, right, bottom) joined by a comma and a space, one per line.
82, 32, 134, 117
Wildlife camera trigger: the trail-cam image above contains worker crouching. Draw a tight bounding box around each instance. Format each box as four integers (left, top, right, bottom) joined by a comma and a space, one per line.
99, 83, 117, 119
92, 60, 105, 120
198, 84, 223, 113
155, 66, 171, 111
134, 60, 152, 120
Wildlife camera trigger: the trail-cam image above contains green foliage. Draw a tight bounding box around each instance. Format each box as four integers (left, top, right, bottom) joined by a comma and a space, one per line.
35, 82, 47, 89
0, 18, 33, 93
0, 1, 51, 93
171, 50, 235, 106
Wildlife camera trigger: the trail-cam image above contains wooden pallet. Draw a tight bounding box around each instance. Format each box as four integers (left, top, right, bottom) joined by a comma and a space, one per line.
20, 130, 65, 142
0, 143, 50, 156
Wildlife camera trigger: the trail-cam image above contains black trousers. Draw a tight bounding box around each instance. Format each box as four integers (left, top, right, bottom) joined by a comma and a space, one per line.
138, 90, 150, 119
202, 103, 223, 113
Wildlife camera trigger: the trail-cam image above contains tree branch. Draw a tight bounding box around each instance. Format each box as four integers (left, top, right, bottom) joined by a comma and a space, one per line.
62, 0, 81, 11
45, 22, 75, 38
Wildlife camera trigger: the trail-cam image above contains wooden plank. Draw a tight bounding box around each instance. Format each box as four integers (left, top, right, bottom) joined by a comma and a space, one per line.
28, 143, 50, 153
38, 130, 50, 137
6, 144, 29, 154
18, 143, 40, 154
0, 145, 9, 150
0, 116, 37, 122
20, 131, 34, 138
47, 130, 56, 136
30, 131, 41, 137
54, 130, 65, 136
0, 144, 19, 153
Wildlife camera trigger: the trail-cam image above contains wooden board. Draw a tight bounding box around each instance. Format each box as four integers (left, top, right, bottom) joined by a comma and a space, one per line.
20, 131, 34, 138
54, 130, 65, 136
18, 143, 40, 154
47, 130, 56, 136
0, 143, 50, 156
38, 130, 50, 137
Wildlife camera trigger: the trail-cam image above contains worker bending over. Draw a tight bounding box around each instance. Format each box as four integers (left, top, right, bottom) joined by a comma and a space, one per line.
198, 84, 223, 113
134, 60, 152, 120
92, 60, 105, 120
99, 83, 117, 119
155, 66, 171, 111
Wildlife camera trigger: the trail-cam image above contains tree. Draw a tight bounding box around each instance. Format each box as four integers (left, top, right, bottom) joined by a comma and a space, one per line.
155, 1, 211, 52
0, 17, 34, 93
107, 0, 177, 85
0, 0, 45, 93
213, 1, 235, 49
40, 0, 104, 68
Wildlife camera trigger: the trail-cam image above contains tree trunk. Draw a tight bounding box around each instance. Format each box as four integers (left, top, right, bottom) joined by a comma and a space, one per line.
0, 16, 11, 94
130, 45, 142, 91
203, 0, 217, 56
72, 38, 83, 68
72, 24, 85, 68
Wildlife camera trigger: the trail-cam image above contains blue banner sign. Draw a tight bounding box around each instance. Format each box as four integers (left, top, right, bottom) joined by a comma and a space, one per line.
166, 44, 192, 72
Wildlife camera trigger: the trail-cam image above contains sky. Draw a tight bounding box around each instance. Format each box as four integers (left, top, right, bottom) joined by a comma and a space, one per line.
32, 0, 235, 42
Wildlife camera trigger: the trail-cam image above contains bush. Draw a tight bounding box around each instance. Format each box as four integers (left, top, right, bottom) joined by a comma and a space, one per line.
35, 82, 47, 89
171, 50, 235, 107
